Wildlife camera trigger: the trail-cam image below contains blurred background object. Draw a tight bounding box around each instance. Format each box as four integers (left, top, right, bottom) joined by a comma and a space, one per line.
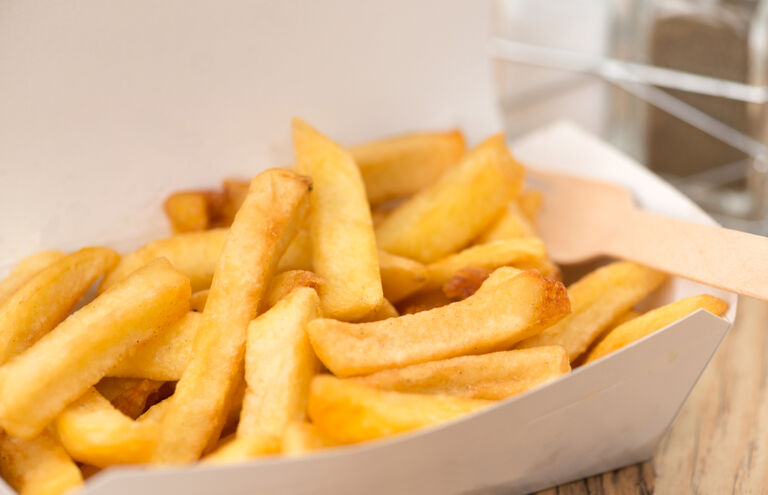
492, 0, 768, 233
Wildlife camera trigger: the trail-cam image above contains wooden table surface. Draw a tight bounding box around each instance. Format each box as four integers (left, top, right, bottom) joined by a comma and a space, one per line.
535, 296, 768, 494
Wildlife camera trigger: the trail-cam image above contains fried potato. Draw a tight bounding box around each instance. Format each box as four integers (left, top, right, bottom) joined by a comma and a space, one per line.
419, 239, 545, 294
203, 435, 278, 465
308, 375, 491, 443
477, 201, 537, 243
585, 295, 728, 363
517, 190, 543, 222
189, 290, 209, 312
610, 308, 641, 327
353, 347, 569, 400
237, 288, 321, 452
0, 258, 190, 439
164, 191, 210, 233
261, 270, 324, 311
108, 379, 165, 419
293, 118, 383, 320
442, 267, 490, 300
516, 262, 667, 362
153, 169, 311, 464
0, 431, 82, 495
281, 421, 339, 455
53, 389, 160, 467
354, 299, 398, 323
100, 228, 228, 293
396, 290, 452, 315
377, 250, 428, 303
216, 179, 251, 227
375, 135, 524, 263
108, 312, 201, 381
350, 130, 466, 204
0, 250, 66, 306
277, 229, 313, 272
94, 378, 146, 403
308, 268, 570, 377
0, 247, 120, 365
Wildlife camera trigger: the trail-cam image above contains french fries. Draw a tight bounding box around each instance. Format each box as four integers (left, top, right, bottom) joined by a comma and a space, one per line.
261, 270, 324, 312
308, 268, 570, 377
203, 435, 278, 464
164, 191, 210, 233
350, 130, 465, 204
0, 248, 120, 365
375, 135, 524, 263
108, 379, 165, 419
355, 299, 399, 323
153, 169, 311, 464
516, 262, 667, 361
308, 375, 491, 443
53, 389, 159, 467
235, 288, 321, 459
0, 432, 82, 495
377, 250, 428, 303
281, 421, 339, 455
0, 258, 190, 439
585, 295, 728, 363
353, 347, 569, 400
477, 201, 537, 242
277, 229, 313, 272
189, 290, 209, 312
0, 250, 65, 306
442, 267, 490, 300
108, 312, 201, 381
293, 118, 383, 320
99, 229, 228, 293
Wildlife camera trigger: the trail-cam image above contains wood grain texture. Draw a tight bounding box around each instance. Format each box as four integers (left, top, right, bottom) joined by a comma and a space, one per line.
536, 296, 767, 494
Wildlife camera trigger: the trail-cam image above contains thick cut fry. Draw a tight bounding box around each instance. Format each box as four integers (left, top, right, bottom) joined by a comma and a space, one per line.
516, 262, 667, 362
203, 435, 278, 465
189, 290, 209, 312
308, 268, 570, 377
375, 135, 524, 263
108, 312, 201, 381
477, 201, 537, 243
0, 247, 120, 365
0, 431, 82, 495
100, 229, 228, 293
355, 299, 399, 323
164, 191, 210, 233
517, 190, 543, 222
281, 421, 339, 455
261, 270, 324, 311
419, 239, 544, 294
610, 309, 641, 328
277, 229, 313, 272
293, 118, 383, 320
442, 267, 491, 300
216, 179, 251, 227
109, 379, 165, 419
153, 169, 311, 464
308, 375, 491, 444
353, 347, 569, 400
350, 130, 466, 204
0, 251, 66, 306
0, 259, 190, 439
378, 250, 428, 303
238, 288, 321, 447
53, 389, 160, 467
397, 290, 452, 315
585, 295, 728, 363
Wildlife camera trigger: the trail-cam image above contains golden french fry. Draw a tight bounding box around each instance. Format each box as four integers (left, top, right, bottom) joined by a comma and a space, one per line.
585, 295, 728, 363
153, 169, 311, 464
108, 312, 201, 381
0, 258, 190, 439
308, 375, 491, 443
277, 229, 313, 272
350, 130, 466, 204
419, 239, 546, 294
353, 347, 569, 400
53, 389, 160, 467
281, 421, 339, 455
261, 270, 324, 311
517, 190, 543, 223
0, 431, 82, 495
397, 290, 452, 315
164, 191, 211, 233
442, 267, 491, 300
0, 250, 66, 306
94, 378, 146, 403
308, 268, 570, 377
0, 247, 120, 365
610, 308, 641, 328
293, 118, 383, 320
203, 435, 278, 465
108, 379, 165, 419
516, 262, 667, 362
189, 290, 209, 312
216, 179, 251, 227
237, 288, 321, 452
477, 201, 537, 243
100, 228, 228, 293
378, 250, 428, 303
375, 135, 524, 263
354, 299, 398, 323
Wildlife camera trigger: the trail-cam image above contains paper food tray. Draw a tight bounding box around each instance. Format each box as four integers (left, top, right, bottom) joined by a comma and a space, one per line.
0, 1, 735, 494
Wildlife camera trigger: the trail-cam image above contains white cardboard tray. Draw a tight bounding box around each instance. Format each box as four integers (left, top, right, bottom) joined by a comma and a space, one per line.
0, 1, 735, 493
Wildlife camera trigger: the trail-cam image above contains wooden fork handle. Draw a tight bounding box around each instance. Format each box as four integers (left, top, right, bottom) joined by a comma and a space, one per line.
606, 208, 768, 300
